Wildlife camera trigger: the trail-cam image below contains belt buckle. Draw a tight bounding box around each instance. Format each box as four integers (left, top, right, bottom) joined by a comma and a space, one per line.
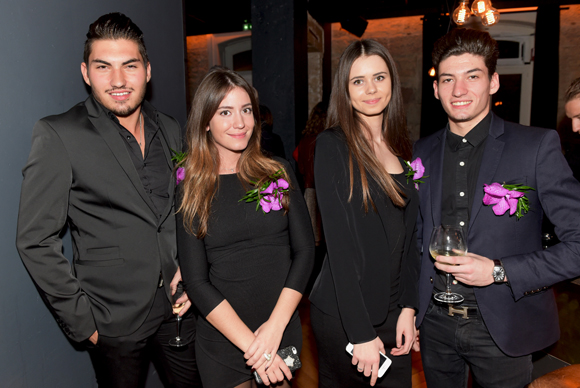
448, 305, 469, 319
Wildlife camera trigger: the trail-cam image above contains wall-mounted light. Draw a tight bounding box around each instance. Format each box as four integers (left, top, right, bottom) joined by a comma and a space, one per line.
428, 67, 437, 77
452, 0, 472, 25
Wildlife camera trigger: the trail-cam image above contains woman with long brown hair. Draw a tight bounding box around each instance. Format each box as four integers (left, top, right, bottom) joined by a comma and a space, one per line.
176, 68, 314, 387
309, 39, 420, 387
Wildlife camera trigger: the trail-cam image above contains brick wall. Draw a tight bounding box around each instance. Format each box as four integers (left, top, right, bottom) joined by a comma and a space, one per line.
185, 35, 210, 111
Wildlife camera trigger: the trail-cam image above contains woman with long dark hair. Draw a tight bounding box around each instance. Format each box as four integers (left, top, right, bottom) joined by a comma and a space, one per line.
310, 39, 420, 387
177, 68, 314, 387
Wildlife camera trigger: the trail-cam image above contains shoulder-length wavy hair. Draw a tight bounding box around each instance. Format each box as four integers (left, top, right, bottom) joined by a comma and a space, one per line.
179, 68, 289, 238
327, 39, 412, 210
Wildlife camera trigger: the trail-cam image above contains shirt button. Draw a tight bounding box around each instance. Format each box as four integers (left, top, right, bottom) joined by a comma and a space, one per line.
459, 161, 465, 166
462, 138, 467, 143
149, 189, 153, 194
126, 136, 131, 140
459, 221, 465, 226
459, 192, 465, 197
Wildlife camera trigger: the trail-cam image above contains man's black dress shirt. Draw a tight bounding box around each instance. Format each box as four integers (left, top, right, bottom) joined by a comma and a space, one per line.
436, 112, 492, 303
101, 102, 171, 220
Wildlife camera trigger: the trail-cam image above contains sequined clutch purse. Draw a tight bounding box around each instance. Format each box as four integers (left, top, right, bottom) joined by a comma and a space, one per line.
253, 345, 302, 384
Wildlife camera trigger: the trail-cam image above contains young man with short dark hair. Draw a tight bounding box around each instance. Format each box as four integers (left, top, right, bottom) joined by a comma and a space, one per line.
16, 13, 200, 387
413, 28, 580, 387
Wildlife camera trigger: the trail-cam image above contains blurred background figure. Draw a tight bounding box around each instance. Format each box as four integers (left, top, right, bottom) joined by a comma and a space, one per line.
565, 77, 580, 134
293, 101, 328, 246
260, 104, 286, 159
564, 77, 580, 181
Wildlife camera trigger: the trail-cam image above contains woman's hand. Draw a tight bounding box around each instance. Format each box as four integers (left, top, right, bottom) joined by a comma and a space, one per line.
352, 337, 385, 386
254, 354, 293, 386
391, 307, 416, 356
244, 319, 285, 371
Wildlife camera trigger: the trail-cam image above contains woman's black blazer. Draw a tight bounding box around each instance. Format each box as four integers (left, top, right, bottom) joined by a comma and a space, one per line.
309, 128, 420, 344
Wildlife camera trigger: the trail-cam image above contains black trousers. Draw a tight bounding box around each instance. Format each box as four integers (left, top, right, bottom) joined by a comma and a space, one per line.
420, 299, 532, 388
87, 285, 202, 388
311, 304, 411, 388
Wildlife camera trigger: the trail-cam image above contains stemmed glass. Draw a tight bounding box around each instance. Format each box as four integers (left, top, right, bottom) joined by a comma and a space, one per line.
429, 225, 468, 304
169, 281, 187, 347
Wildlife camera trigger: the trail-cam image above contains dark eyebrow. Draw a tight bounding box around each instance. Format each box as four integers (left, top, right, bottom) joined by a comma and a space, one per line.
438, 68, 484, 80
349, 71, 388, 82
217, 103, 252, 110
91, 59, 111, 66
90, 58, 141, 66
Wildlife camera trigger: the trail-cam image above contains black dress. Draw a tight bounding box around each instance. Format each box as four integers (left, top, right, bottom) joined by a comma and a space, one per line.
310, 129, 420, 388
177, 161, 315, 388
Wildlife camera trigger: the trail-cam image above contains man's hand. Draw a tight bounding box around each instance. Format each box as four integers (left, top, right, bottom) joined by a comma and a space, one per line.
434, 252, 499, 286
170, 267, 192, 316
89, 330, 98, 345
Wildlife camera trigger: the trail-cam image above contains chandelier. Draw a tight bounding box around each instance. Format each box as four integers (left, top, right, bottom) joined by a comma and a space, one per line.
452, 0, 500, 27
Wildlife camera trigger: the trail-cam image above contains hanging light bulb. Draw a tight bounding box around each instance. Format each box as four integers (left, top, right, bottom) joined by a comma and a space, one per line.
481, 7, 500, 27
452, 0, 472, 25
471, 0, 492, 17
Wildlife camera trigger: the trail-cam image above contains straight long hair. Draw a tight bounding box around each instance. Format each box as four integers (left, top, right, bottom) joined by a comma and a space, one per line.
179, 68, 289, 238
327, 39, 412, 210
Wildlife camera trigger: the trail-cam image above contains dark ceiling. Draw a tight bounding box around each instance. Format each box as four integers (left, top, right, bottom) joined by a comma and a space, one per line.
185, 0, 580, 36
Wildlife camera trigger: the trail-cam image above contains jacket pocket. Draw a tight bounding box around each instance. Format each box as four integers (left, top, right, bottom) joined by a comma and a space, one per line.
77, 247, 124, 267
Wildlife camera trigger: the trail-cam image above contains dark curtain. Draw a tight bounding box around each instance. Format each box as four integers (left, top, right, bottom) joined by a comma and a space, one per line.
530, 5, 560, 129
420, 13, 452, 139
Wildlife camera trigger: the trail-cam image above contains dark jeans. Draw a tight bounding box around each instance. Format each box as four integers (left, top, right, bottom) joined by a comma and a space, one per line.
88, 285, 202, 388
420, 300, 532, 388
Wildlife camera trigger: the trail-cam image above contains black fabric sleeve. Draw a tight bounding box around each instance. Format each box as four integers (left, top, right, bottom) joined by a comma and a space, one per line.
314, 130, 377, 344
278, 159, 316, 293
176, 190, 226, 317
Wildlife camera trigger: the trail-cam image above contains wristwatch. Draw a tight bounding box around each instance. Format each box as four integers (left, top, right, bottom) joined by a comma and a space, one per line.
492, 259, 506, 283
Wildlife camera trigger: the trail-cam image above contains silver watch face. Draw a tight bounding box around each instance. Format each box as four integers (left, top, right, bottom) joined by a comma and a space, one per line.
493, 266, 505, 282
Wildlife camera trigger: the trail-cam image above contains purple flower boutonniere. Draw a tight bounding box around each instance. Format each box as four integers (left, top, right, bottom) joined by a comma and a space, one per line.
239, 169, 289, 213
405, 158, 428, 190
483, 182, 535, 220
171, 148, 187, 185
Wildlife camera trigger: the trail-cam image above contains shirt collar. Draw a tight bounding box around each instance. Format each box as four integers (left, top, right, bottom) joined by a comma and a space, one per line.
446, 111, 491, 149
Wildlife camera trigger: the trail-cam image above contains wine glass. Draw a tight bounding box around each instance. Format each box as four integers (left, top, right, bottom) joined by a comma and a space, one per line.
169, 282, 187, 347
429, 225, 468, 304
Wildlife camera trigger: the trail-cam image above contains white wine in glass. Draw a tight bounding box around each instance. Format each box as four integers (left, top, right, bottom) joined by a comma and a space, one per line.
169, 282, 187, 347
429, 225, 467, 303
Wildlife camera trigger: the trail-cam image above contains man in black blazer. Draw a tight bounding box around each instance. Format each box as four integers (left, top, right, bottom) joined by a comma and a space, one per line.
16, 13, 200, 388
413, 28, 580, 387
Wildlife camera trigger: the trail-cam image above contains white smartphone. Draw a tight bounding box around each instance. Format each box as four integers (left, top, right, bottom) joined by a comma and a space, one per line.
346, 342, 392, 378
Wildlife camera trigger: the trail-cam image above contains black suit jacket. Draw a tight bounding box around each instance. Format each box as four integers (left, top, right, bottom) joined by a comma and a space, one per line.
414, 114, 580, 356
16, 96, 182, 341
310, 128, 420, 344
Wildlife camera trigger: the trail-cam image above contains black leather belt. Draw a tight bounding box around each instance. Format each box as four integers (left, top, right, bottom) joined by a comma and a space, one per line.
432, 292, 478, 319
446, 304, 478, 319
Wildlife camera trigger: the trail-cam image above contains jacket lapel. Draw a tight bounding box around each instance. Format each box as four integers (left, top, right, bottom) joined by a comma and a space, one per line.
469, 114, 505, 231
429, 130, 446, 228
156, 114, 179, 221
86, 97, 158, 217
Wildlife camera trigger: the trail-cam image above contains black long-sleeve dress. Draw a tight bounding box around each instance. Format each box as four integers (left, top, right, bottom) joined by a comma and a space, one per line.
177, 160, 315, 387
309, 128, 420, 387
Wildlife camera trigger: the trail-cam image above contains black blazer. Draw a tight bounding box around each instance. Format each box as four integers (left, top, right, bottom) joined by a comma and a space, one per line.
16, 96, 182, 341
309, 128, 420, 344
414, 114, 580, 356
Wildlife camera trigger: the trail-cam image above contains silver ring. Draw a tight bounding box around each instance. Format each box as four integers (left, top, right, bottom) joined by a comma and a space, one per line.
264, 353, 272, 361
